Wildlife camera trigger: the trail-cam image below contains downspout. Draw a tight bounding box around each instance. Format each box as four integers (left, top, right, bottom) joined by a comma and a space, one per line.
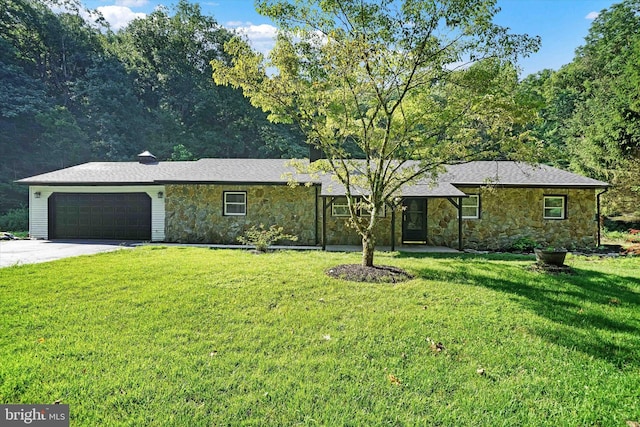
596, 187, 608, 247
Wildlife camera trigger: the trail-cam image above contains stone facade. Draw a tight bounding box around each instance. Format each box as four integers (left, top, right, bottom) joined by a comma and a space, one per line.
427, 187, 598, 250
165, 184, 599, 250
322, 187, 599, 250
321, 198, 399, 246
165, 184, 318, 245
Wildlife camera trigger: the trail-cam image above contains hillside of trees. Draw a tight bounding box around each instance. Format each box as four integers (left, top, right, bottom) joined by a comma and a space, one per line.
1, 0, 638, 229
0, 0, 307, 228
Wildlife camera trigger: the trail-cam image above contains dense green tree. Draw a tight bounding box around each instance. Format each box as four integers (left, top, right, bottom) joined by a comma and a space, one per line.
114, 0, 306, 159
527, 0, 640, 216
71, 57, 157, 159
0, 0, 307, 222
568, 0, 640, 176
213, 0, 541, 266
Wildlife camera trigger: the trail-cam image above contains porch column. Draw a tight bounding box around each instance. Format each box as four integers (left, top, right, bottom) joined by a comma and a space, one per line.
458, 197, 463, 251
390, 203, 396, 251
322, 197, 327, 250
447, 197, 463, 251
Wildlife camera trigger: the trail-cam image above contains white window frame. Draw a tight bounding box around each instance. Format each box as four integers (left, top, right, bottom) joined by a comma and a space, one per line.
359, 203, 386, 218
331, 197, 350, 217
331, 197, 387, 218
224, 191, 246, 216
543, 195, 566, 220
461, 195, 480, 219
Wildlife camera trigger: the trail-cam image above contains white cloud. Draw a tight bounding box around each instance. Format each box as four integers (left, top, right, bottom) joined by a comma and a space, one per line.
585, 11, 600, 20
226, 22, 278, 55
115, 0, 148, 7
97, 5, 145, 30
226, 20, 250, 27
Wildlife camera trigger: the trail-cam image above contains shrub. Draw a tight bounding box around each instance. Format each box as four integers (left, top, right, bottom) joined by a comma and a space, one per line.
510, 236, 537, 252
237, 224, 298, 252
0, 207, 28, 232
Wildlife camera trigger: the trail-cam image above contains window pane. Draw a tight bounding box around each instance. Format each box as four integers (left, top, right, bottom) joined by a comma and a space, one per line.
545, 207, 562, 218
462, 206, 477, 217
332, 205, 349, 216
462, 195, 478, 207
359, 205, 386, 217
226, 193, 245, 203
226, 204, 246, 214
545, 197, 563, 208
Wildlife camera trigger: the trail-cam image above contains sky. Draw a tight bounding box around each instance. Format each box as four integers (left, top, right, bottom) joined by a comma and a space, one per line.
79, 0, 618, 77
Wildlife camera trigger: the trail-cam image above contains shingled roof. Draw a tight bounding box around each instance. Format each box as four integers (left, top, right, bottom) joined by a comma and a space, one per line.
17, 159, 608, 194
317, 174, 466, 197
16, 161, 193, 185
442, 161, 609, 188
158, 159, 316, 184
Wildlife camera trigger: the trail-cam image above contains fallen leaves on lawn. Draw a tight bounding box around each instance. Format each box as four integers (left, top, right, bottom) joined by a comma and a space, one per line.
427, 337, 444, 353
388, 374, 401, 386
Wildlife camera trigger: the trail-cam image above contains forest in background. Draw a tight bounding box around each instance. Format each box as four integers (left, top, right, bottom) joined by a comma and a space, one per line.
1, 0, 638, 229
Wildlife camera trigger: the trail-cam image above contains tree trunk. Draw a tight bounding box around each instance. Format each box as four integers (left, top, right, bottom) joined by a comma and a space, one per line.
362, 232, 375, 267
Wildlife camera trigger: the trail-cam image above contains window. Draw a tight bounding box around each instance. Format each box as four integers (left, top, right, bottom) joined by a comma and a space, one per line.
359, 203, 386, 218
224, 192, 246, 216
543, 196, 566, 219
461, 195, 480, 219
331, 197, 387, 217
331, 197, 349, 217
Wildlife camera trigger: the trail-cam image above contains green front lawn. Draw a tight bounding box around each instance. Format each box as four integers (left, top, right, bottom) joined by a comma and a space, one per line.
1, 248, 639, 426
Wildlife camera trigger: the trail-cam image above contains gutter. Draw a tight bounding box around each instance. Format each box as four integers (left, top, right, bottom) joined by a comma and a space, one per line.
596, 187, 609, 247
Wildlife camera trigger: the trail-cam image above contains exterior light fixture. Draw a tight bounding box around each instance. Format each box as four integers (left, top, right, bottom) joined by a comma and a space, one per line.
34, 192, 41, 198
157, 191, 164, 199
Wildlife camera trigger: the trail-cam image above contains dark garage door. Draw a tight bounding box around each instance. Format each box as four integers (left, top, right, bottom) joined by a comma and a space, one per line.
49, 193, 151, 240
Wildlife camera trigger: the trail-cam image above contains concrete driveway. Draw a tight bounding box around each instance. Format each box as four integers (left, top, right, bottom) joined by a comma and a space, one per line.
0, 240, 134, 268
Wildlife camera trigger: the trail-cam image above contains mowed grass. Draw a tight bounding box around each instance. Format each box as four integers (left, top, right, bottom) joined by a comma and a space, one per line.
0, 248, 639, 426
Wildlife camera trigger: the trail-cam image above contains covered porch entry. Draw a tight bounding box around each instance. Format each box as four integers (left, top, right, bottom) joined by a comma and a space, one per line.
398, 196, 467, 250
320, 184, 470, 251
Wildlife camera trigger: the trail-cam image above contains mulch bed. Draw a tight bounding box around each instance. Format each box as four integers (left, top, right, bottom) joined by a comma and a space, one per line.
326, 264, 414, 283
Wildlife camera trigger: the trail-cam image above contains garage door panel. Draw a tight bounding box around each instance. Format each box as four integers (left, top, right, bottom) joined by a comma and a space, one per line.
49, 193, 151, 240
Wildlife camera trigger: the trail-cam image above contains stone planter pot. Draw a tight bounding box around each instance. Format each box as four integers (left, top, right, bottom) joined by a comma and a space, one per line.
534, 248, 568, 266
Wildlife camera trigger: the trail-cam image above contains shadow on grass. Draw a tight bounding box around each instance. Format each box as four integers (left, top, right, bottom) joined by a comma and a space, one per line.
398, 252, 640, 368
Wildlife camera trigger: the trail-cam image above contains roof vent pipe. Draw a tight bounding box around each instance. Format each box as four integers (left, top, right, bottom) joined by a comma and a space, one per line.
138, 151, 157, 164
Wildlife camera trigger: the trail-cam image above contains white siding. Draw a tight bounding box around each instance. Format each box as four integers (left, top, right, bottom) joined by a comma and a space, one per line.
29, 186, 51, 239
28, 185, 165, 241
150, 192, 166, 241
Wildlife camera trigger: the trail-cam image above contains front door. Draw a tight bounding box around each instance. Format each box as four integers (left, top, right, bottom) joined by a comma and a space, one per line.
402, 198, 427, 243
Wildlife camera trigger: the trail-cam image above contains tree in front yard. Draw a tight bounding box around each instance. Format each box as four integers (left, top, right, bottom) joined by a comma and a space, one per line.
212, 0, 542, 267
